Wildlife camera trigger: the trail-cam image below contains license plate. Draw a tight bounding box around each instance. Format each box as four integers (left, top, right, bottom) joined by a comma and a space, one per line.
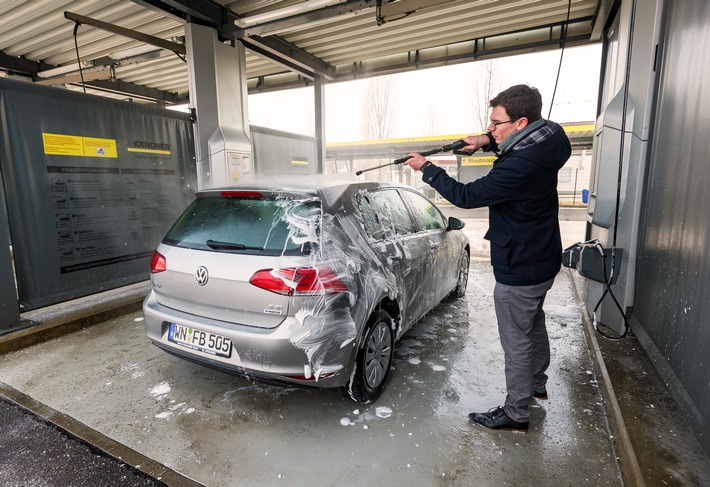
168, 323, 232, 358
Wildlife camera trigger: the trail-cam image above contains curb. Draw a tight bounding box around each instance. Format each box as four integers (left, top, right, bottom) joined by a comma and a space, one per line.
0, 282, 150, 355
566, 268, 645, 487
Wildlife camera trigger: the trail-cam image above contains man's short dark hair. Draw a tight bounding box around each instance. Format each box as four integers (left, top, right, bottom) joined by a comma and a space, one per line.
490, 85, 543, 122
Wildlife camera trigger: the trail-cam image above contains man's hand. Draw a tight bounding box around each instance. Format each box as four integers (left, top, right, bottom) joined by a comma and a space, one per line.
461, 134, 490, 152
404, 153, 428, 171
405, 134, 489, 171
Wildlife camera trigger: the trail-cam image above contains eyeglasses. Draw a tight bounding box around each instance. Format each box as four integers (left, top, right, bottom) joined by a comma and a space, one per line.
489, 119, 516, 128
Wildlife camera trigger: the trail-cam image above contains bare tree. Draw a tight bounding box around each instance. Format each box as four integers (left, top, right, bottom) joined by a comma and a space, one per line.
423, 103, 437, 135
359, 75, 398, 180
469, 60, 501, 132
362, 75, 397, 140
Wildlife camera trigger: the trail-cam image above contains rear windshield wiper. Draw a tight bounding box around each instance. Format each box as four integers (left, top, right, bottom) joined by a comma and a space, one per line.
205, 239, 263, 251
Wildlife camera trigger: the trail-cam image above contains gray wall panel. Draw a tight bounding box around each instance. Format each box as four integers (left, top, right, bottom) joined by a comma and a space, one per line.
635, 0, 710, 450
251, 126, 318, 176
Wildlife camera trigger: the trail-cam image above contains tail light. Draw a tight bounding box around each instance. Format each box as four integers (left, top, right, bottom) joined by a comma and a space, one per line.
220, 191, 264, 199
150, 250, 166, 273
249, 267, 348, 296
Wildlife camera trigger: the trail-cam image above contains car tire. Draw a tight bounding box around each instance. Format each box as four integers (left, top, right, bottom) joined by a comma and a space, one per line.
446, 250, 470, 300
342, 309, 395, 404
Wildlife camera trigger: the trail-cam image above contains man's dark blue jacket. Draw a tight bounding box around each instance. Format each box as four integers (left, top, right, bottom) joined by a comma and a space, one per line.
421, 122, 571, 286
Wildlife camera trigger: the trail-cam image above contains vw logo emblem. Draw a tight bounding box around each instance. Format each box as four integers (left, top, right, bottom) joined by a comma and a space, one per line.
194, 266, 209, 286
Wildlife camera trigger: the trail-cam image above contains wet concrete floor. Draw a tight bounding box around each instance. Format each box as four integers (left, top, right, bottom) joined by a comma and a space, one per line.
0, 217, 626, 486
2, 212, 708, 486
0, 261, 621, 486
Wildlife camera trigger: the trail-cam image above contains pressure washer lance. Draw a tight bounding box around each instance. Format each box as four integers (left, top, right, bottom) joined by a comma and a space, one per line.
355, 139, 468, 176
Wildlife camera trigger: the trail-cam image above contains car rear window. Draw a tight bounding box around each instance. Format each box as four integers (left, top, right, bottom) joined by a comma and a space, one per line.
162, 192, 320, 256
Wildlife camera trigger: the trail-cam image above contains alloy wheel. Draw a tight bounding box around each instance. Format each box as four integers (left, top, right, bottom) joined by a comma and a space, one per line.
364, 321, 393, 388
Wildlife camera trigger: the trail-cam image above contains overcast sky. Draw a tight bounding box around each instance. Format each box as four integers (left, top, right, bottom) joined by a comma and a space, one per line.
247, 44, 602, 142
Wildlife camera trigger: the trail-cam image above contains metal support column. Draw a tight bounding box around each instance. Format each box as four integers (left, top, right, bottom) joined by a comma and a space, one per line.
185, 23, 253, 189
314, 75, 326, 173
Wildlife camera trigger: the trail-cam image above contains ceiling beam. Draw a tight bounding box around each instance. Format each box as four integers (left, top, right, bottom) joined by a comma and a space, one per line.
132, 0, 242, 33
0, 51, 51, 76
64, 11, 186, 55
241, 35, 336, 80
377, 0, 459, 25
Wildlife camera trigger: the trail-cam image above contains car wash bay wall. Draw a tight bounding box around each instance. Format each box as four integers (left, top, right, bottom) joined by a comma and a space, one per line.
588, 0, 710, 458
0, 78, 197, 317
632, 0, 710, 457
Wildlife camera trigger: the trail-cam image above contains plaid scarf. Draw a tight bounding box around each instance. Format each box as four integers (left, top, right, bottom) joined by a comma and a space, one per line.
498, 119, 556, 154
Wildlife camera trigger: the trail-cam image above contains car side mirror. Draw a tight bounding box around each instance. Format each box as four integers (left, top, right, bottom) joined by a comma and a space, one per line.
447, 216, 465, 230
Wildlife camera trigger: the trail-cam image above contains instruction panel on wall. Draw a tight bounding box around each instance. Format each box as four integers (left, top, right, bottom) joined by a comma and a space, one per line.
0, 77, 196, 310
43, 132, 179, 274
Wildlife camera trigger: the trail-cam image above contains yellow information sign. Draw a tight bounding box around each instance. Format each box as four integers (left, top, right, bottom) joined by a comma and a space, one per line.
42, 133, 118, 158
462, 155, 496, 166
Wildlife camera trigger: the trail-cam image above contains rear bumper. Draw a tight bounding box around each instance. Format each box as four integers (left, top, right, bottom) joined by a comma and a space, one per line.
142, 291, 352, 388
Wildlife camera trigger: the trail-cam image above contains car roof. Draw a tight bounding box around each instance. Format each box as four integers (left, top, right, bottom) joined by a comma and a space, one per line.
201, 175, 420, 209
205, 174, 406, 192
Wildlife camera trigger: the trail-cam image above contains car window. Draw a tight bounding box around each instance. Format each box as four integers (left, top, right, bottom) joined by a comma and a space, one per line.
357, 194, 386, 241
162, 194, 318, 255
357, 189, 416, 239
400, 190, 447, 230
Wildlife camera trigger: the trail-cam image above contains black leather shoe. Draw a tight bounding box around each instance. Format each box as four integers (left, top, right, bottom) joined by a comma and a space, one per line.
533, 389, 548, 400
468, 407, 529, 432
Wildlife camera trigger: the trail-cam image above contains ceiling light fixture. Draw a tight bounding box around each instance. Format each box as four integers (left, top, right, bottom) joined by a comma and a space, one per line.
235, 0, 346, 28
109, 44, 162, 60
36, 61, 92, 78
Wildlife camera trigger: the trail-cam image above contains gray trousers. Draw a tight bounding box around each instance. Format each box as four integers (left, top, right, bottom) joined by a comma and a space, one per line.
494, 278, 555, 422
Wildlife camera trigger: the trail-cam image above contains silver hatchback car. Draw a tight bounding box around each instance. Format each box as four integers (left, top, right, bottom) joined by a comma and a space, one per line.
143, 178, 469, 403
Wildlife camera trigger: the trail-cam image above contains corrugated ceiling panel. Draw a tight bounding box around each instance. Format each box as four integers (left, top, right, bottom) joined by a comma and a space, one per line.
0, 0, 29, 18
0, 0, 77, 47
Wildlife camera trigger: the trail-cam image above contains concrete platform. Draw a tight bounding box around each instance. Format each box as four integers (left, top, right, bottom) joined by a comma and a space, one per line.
1, 215, 709, 486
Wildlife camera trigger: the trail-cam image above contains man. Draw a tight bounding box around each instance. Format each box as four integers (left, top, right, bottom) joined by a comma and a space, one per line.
404, 84, 571, 432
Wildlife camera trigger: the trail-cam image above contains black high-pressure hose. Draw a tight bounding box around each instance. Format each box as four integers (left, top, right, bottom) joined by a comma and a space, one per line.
355, 139, 467, 176
72, 21, 86, 94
